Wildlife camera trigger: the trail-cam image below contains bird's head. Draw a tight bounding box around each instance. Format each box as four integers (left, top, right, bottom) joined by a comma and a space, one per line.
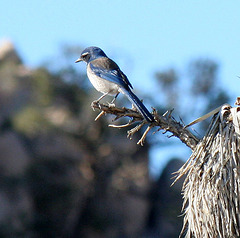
75, 46, 107, 63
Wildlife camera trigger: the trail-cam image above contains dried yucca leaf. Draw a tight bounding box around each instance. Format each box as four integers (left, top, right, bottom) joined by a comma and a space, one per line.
176, 104, 240, 238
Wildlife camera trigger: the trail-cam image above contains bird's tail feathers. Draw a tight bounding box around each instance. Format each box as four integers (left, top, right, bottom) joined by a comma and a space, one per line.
120, 88, 154, 122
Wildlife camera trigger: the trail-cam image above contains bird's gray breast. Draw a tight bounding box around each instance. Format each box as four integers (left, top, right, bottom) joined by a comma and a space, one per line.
87, 64, 119, 95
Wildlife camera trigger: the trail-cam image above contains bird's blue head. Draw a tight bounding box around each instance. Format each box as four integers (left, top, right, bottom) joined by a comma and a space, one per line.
75, 46, 107, 63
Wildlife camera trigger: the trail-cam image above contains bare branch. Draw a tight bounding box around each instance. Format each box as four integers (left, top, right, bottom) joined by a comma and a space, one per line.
91, 101, 199, 149
137, 125, 153, 146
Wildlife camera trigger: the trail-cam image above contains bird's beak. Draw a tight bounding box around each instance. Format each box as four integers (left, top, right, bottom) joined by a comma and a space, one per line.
75, 58, 82, 63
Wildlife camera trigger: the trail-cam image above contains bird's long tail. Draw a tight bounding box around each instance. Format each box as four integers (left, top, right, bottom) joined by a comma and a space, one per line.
120, 88, 154, 122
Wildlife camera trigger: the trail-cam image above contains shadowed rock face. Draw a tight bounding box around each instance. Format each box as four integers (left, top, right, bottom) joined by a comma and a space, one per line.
0, 41, 184, 238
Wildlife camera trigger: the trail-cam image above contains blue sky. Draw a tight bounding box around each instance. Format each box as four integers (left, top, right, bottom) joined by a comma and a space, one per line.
1, 1, 240, 176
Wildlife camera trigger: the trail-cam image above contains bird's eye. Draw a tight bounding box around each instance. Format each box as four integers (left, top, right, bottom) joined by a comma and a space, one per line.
80, 52, 90, 62
81, 52, 89, 58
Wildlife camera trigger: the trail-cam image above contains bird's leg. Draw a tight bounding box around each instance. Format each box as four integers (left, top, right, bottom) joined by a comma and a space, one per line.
111, 93, 119, 104
91, 92, 108, 109
93, 92, 108, 104
108, 93, 119, 107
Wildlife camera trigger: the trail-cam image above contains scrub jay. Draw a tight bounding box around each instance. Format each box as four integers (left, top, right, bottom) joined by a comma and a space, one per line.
75, 46, 154, 122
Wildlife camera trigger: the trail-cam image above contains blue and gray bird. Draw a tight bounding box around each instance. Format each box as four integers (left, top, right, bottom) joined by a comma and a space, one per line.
75, 46, 154, 122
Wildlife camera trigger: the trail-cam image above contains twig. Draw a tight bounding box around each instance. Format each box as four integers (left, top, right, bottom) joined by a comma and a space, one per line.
109, 120, 134, 128
95, 111, 106, 121
137, 125, 153, 146
127, 122, 146, 140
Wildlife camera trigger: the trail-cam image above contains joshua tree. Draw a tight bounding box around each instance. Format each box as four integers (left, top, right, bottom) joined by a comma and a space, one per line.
92, 97, 240, 238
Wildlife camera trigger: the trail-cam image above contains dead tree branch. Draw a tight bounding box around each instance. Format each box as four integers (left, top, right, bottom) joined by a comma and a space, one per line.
91, 101, 199, 149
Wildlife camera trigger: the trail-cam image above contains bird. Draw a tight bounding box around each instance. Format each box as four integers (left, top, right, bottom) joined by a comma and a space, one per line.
75, 46, 154, 122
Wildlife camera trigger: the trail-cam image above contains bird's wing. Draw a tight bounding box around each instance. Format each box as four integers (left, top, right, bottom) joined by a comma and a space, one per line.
89, 58, 133, 89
